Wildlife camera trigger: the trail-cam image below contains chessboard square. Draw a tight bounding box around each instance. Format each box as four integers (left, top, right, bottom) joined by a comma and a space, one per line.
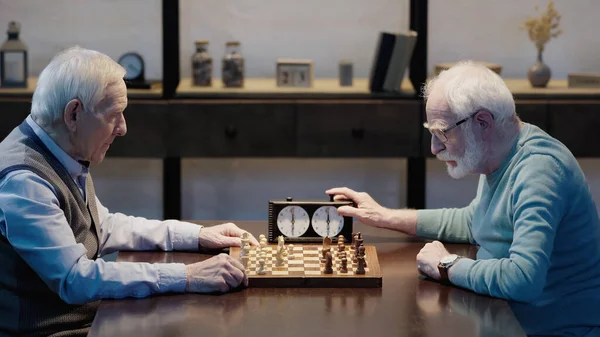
305, 270, 322, 275
304, 263, 321, 268
288, 267, 305, 272
288, 260, 304, 265
304, 251, 320, 255
272, 270, 289, 276
304, 256, 321, 262
248, 271, 256, 275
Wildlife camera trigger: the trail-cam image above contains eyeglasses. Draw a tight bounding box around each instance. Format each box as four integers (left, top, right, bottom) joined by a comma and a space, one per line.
423, 111, 480, 144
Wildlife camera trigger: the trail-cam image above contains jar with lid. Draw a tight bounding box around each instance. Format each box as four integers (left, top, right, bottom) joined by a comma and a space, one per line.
192, 40, 212, 86
221, 41, 244, 88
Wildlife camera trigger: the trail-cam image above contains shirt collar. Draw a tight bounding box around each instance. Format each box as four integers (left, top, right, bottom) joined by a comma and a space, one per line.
25, 115, 89, 178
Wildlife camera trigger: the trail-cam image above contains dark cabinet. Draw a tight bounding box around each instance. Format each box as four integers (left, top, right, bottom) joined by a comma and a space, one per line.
549, 101, 600, 157
296, 101, 421, 157
169, 102, 296, 157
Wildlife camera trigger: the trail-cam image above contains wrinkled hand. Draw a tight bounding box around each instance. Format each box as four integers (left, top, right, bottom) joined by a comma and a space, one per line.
185, 253, 248, 293
416, 241, 451, 281
325, 187, 388, 228
198, 222, 259, 250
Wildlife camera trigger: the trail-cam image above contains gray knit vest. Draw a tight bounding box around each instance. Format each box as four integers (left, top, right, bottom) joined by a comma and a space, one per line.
0, 121, 102, 337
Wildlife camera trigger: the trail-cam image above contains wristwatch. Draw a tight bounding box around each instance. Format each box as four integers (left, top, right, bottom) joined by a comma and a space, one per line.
438, 254, 462, 285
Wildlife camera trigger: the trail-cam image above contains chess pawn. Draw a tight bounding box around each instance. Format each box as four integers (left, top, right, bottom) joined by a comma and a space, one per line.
356, 256, 366, 275
359, 245, 367, 267
324, 251, 333, 274
340, 257, 348, 273
260, 238, 267, 250
288, 244, 294, 259
257, 258, 266, 275
338, 235, 345, 245
338, 242, 345, 253
259, 234, 266, 242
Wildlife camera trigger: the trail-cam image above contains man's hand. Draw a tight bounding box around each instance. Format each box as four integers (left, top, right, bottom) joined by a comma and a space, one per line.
198, 223, 259, 250
416, 241, 451, 281
185, 253, 248, 293
325, 187, 389, 228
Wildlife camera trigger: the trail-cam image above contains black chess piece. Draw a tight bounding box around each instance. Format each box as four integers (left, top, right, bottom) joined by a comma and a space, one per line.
356, 255, 366, 275
340, 257, 348, 273
324, 251, 333, 274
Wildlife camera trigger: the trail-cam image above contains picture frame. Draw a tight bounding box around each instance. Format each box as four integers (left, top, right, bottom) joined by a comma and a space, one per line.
276, 59, 313, 88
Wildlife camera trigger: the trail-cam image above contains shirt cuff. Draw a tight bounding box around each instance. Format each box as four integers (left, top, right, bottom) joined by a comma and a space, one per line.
416, 209, 444, 239
157, 263, 188, 293
168, 220, 202, 251
448, 257, 475, 289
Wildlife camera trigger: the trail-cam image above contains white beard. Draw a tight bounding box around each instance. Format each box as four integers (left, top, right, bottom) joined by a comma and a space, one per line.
437, 129, 485, 179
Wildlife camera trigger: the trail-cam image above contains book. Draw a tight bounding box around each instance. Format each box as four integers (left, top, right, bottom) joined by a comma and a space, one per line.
368, 32, 397, 92
383, 31, 418, 92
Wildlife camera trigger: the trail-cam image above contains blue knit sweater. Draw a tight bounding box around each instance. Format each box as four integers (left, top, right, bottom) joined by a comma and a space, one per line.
417, 123, 600, 334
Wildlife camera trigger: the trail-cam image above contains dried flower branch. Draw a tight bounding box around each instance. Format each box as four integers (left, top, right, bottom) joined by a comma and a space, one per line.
521, 1, 562, 54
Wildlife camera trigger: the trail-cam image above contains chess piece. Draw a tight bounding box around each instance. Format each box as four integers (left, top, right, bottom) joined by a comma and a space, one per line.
260, 238, 267, 250
240, 255, 249, 268
359, 244, 367, 267
276, 245, 285, 266
356, 255, 365, 274
240, 232, 250, 257
338, 235, 345, 245
257, 258, 266, 275
288, 244, 294, 259
340, 257, 348, 273
338, 242, 345, 253
259, 234, 266, 242
322, 247, 330, 262
323, 236, 332, 250
324, 251, 333, 274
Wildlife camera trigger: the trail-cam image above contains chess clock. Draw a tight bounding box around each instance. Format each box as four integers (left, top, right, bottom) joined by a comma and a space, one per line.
118, 52, 151, 89
268, 196, 355, 243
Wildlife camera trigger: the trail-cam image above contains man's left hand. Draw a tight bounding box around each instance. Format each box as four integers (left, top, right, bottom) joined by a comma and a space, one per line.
416, 240, 451, 281
198, 223, 259, 250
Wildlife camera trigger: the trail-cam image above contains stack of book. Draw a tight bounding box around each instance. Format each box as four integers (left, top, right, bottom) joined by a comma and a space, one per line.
368, 31, 418, 93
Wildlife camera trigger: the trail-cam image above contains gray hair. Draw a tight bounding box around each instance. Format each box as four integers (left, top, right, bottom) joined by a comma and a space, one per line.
422, 61, 517, 131
31, 46, 126, 126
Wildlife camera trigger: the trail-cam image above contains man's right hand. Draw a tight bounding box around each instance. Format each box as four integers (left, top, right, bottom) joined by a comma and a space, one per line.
325, 187, 389, 228
185, 253, 248, 293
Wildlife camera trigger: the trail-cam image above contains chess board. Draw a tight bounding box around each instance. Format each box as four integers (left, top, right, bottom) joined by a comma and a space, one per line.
229, 244, 382, 288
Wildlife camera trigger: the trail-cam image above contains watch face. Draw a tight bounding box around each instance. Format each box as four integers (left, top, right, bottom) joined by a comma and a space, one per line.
277, 205, 310, 238
440, 254, 458, 265
311, 205, 344, 237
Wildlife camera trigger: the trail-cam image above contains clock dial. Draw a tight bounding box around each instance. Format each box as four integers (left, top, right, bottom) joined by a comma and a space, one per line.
118, 53, 144, 80
311, 206, 344, 237
277, 206, 310, 237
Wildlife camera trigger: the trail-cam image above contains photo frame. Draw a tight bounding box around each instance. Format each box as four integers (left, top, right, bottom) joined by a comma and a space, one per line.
276, 59, 313, 88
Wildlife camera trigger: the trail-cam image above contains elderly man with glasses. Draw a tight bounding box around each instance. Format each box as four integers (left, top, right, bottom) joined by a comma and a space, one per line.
327, 61, 600, 335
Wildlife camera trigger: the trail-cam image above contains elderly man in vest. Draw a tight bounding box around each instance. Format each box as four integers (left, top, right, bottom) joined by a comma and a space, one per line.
327, 62, 600, 335
0, 46, 258, 336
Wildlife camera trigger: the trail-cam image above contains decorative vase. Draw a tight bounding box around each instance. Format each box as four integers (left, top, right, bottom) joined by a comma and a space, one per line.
527, 51, 551, 88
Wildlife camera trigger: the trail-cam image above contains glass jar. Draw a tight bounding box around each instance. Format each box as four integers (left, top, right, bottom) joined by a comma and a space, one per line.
221, 41, 244, 88
192, 40, 212, 86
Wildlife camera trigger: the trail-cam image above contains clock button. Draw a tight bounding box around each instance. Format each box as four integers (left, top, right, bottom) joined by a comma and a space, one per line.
286, 197, 293, 201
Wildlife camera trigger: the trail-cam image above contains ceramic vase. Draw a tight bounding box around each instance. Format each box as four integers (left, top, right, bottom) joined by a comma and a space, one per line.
527, 51, 551, 88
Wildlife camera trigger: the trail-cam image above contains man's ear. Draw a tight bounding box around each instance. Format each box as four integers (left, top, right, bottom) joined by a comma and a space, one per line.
63, 99, 83, 132
474, 110, 495, 140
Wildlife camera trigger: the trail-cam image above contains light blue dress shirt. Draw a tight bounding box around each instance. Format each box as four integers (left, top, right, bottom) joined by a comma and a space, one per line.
0, 115, 202, 304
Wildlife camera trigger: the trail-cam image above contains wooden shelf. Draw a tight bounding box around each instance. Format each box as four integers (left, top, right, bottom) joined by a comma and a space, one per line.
175, 77, 417, 99
503, 78, 600, 97
0, 77, 163, 99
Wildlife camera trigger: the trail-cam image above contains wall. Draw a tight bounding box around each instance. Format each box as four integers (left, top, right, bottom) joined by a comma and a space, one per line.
2, 0, 600, 222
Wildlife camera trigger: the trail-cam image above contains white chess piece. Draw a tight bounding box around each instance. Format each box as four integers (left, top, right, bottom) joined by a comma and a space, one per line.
276, 245, 285, 266
257, 258, 266, 275
259, 234, 266, 242
288, 244, 294, 259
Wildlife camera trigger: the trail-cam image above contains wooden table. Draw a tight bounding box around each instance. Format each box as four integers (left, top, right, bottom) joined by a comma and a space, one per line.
88, 221, 526, 337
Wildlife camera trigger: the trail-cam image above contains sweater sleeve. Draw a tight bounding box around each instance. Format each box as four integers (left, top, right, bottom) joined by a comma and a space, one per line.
449, 154, 565, 303
415, 175, 483, 243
